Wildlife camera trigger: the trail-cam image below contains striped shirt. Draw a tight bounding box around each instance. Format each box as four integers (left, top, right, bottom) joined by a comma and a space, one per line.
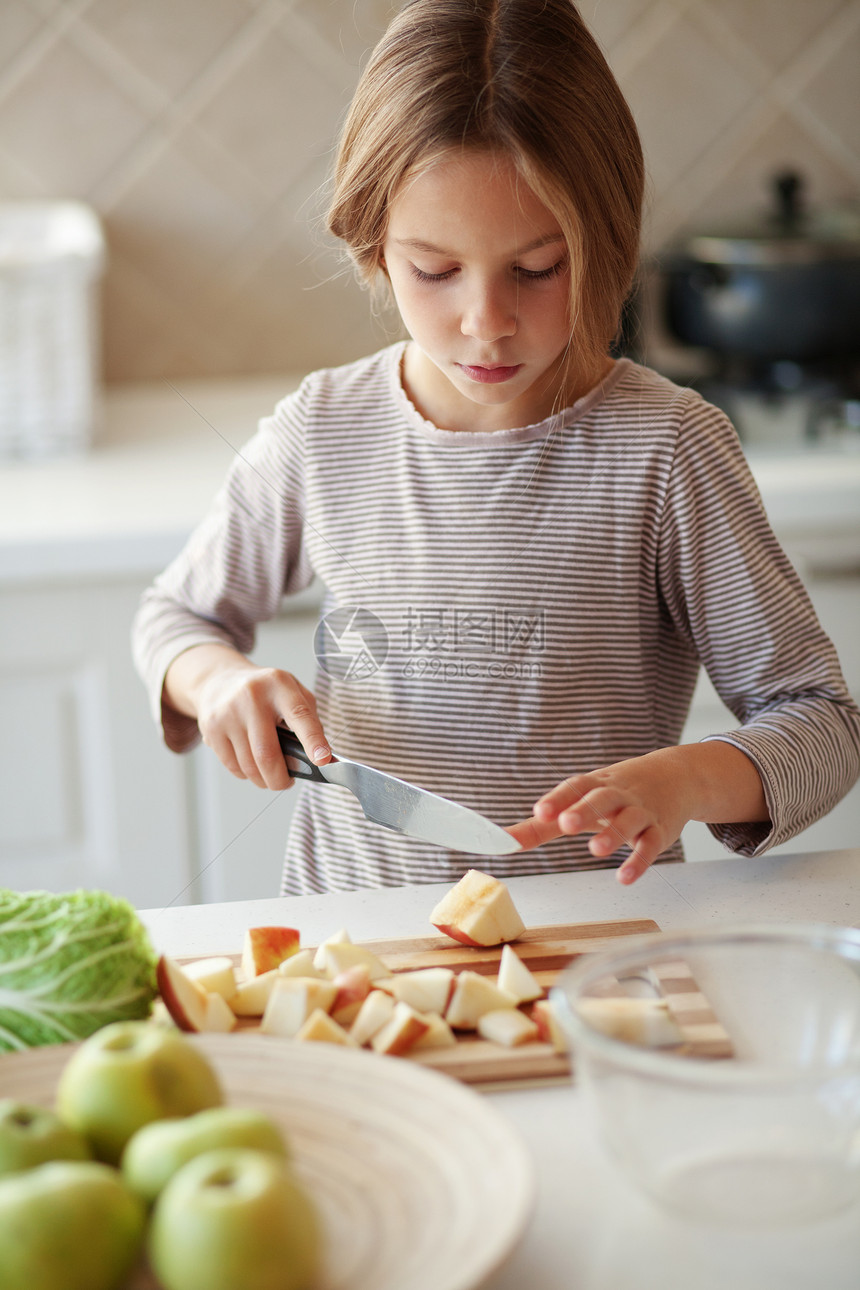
132, 345, 860, 895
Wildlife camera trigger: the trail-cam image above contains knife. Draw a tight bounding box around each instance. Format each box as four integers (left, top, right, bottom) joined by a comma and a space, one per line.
277, 728, 521, 856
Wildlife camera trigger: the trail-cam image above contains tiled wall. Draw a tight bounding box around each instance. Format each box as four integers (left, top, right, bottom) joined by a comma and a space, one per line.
1, 0, 858, 382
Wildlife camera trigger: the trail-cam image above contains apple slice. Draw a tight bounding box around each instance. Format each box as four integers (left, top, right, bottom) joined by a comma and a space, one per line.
350, 989, 396, 1047
576, 996, 683, 1047
311, 928, 352, 972
477, 1008, 539, 1048
445, 971, 517, 1030
330, 965, 372, 1026
260, 978, 337, 1038
370, 1002, 430, 1056
229, 969, 280, 1017
411, 1011, 457, 1050
202, 990, 238, 1034
183, 956, 238, 1000
532, 999, 569, 1053
388, 968, 455, 1016
157, 955, 211, 1033
430, 870, 525, 947
277, 948, 325, 980
318, 941, 392, 982
496, 945, 543, 1004
294, 1008, 357, 1046
241, 926, 300, 978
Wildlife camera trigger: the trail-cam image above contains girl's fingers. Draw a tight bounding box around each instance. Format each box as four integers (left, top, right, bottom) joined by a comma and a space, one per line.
532, 774, 592, 820
617, 826, 663, 885
505, 817, 564, 850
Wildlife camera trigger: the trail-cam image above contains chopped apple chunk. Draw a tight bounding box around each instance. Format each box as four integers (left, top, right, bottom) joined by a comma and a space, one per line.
411, 1011, 457, 1050
260, 978, 337, 1038
350, 990, 396, 1047
430, 870, 525, 947
202, 990, 238, 1033
311, 928, 352, 972
577, 996, 683, 1047
183, 956, 238, 1000
497, 945, 543, 1003
370, 1001, 430, 1056
388, 967, 455, 1015
445, 970, 517, 1030
241, 925, 300, 978
532, 999, 569, 1053
477, 1008, 538, 1048
277, 948, 325, 980
318, 941, 391, 982
294, 1008, 357, 1046
229, 969, 280, 1017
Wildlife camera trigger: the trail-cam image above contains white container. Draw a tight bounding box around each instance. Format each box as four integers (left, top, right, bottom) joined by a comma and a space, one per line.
0, 201, 106, 457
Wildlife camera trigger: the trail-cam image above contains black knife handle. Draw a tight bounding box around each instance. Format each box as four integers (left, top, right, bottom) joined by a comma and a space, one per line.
276, 727, 330, 783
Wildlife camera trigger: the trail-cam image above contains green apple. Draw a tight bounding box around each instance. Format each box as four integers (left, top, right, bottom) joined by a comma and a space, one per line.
0, 1100, 91, 1176
149, 1148, 320, 1290
56, 1020, 223, 1164
0, 1159, 146, 1290
122, 1106, 289, 1203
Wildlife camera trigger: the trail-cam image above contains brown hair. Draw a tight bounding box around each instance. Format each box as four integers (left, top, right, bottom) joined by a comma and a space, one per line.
327, 0, 644, 385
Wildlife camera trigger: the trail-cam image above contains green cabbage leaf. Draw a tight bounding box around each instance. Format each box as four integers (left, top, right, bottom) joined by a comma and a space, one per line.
0, 889, 157, 1052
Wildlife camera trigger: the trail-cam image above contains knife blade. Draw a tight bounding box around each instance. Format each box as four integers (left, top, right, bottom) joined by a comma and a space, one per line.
277, 729, 521, 856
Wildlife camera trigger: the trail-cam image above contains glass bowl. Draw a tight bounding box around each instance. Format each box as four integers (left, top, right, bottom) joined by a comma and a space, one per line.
552, 923, 860, 1226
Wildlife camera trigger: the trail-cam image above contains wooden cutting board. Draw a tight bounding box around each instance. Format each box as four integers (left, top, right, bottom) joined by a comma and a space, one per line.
193, 918, 732, 1086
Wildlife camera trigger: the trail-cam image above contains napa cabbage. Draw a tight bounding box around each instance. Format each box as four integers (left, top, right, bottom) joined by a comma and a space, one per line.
0, 889, 157, 1052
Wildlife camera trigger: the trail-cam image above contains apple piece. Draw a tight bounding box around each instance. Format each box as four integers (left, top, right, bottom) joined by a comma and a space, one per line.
229, 970, 280, 1017
445, 970, 517, 1030
277, 948, 325, 980
576, 996, 684, 1047
183, 957, 238, 1000
411, 1011, 457, 1050
148, 1148, 320, 1290
532, 999, 569, 1053
241, 927, 300, 979
201, 991, 237, 1034
330, 965, 372, 1026
0, 1160, 146, 1290
430, 869, 525, 947
122, 1108, 288, 1205
370, 1002, 430, 1056
477, 1008, 539, 1048
56, 1021, 223, 1165
311, 928, 352, 972
260, 979, 337, 1039
294, 1009, 357, 1046
318, 941, 392, 982
349, 989, 396, 1047
497, 944, 543, 1003
0, 1101, 91, 1178
157, 955, 211, 1033
149, 999, 179, 1030
388, 967, 455, 1016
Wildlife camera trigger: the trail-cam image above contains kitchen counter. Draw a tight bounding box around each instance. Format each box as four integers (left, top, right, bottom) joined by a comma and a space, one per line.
141, 848, 860, 1290
1, 374, 859, 583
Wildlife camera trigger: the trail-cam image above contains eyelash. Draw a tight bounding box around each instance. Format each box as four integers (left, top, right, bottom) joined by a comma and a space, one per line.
409, 260, 566, 285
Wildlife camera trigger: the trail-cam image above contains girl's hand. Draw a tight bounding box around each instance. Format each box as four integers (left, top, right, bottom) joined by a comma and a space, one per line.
165, 644, 331, 789
508, 745, 769, 885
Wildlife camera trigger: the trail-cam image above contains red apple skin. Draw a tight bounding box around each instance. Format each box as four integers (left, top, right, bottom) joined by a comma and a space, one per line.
157, 957, 208, 1034
331, 966, 372, 1015
431, 923, 482, 948
243, 927, 301, 977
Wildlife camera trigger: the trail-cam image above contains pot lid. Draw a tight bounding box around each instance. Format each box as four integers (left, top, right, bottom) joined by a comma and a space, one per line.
675, 172, 860, 266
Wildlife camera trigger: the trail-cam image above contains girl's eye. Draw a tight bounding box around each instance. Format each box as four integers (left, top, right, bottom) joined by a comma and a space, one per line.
409, 265, 458, 284
516, 259, 567, 282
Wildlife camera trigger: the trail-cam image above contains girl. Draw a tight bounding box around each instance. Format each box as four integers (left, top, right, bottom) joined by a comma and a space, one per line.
133, 0, 860, 896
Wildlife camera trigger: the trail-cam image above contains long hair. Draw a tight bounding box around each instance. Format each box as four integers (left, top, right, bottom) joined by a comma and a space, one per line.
327, 0, 644, 386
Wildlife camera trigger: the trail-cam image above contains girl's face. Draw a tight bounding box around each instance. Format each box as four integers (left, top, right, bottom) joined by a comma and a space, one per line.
382, 149, 576, 432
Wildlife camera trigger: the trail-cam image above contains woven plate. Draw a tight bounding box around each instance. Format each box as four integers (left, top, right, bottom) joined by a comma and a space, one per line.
0, 1033, 535, 1290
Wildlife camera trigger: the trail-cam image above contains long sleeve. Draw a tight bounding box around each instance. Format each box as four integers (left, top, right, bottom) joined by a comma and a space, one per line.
131, 383, 315, 752
656, 400, 860, 854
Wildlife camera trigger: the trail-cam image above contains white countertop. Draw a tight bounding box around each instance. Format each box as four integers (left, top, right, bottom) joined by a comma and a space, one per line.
1, 375, 859, 583
141, 849, 860, 1290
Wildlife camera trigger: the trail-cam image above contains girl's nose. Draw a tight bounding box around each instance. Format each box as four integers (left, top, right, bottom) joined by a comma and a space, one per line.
460, 284, 517, 342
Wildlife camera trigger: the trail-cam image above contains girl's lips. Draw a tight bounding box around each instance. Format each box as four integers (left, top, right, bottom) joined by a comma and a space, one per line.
457, 363, 522, 385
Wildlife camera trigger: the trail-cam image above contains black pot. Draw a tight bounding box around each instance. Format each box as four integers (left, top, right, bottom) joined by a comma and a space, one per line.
662, 173, 860, 363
